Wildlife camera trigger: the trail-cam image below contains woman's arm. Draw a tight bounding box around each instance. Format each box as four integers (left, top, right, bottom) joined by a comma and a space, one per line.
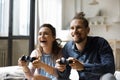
18, 50, 38, 79
32, 59, 58, 77
22, 64, 34, 79
18, 59, 36, 80
41, 62, 58, 77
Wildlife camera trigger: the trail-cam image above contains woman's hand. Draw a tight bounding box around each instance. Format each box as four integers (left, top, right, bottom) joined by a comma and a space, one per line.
67, 57, 84, 71
32, 59, 42, 68
55, 59, 66, 72
18, 58, 27, 67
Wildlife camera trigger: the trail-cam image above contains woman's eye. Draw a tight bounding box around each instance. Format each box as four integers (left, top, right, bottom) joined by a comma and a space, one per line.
39, 33, 42, 35
44, 32, 49, 35
38, 32, 51, 36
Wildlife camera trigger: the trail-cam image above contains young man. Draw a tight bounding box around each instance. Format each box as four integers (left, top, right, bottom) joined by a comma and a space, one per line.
55, 12, 116, 80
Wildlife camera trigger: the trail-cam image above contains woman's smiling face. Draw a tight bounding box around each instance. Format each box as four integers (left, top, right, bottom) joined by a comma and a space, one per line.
38, 27, 55, 47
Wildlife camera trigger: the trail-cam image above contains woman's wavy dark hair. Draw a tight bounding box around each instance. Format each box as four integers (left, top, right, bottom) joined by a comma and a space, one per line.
39, 23, 62, 60
72, 12, 89, 28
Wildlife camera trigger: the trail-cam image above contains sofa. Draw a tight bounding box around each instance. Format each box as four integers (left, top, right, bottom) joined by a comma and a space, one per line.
0, 66, 120, 80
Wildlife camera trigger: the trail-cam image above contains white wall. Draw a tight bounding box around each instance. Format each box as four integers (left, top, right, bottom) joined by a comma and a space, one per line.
58, 0, 120, 41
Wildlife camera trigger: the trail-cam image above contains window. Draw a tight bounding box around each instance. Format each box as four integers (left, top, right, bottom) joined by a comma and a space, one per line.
0, 0, 9, 36
13, 0, 30, 36
0, 0, 30, 36
0, 0, 35, 66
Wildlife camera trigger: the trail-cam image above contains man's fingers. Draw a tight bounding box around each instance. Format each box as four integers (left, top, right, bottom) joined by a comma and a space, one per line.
56, 59, 60, 63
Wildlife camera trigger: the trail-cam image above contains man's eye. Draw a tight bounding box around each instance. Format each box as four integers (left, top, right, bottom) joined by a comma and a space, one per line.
76, 26, 81, 28
70, 27, 74, 30
77, 26, 84, 29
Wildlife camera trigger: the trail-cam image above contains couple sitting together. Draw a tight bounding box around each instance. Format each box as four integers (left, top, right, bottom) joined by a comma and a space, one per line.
18, 12, 116, 80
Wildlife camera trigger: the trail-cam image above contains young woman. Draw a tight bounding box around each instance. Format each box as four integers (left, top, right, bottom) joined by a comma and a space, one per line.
18, 24, 62, 80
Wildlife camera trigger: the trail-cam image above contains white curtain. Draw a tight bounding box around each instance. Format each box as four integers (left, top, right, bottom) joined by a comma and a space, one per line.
38, 0, 62, 30
0, 0, 9, 36
34, 0, 62, 45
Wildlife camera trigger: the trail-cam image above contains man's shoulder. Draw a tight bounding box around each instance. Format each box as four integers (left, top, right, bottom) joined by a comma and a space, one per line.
66, 40, 74, 45
88, 36, 107, 42
88, 36, 109, 46
63, 41, 74, 49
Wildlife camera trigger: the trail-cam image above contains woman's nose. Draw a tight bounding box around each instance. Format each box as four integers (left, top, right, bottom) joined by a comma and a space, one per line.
41, 34, 44, 37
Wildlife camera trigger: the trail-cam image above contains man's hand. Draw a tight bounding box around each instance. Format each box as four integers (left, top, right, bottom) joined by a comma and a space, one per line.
55, 59, 67, 72
67, 57, 84, 71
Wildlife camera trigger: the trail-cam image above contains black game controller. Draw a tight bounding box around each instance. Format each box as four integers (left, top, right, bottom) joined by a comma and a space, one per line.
59, 57, 73, 65
20, 55, 37, 62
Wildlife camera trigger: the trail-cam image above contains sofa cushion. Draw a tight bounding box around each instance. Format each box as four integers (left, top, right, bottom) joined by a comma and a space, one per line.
114, 71, 120, 80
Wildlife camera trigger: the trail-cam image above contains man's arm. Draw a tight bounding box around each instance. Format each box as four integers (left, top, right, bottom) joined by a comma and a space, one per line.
83, 40, 115, 74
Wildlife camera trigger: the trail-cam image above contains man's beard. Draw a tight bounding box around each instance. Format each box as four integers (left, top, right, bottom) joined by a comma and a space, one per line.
74, 38, 85, 43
